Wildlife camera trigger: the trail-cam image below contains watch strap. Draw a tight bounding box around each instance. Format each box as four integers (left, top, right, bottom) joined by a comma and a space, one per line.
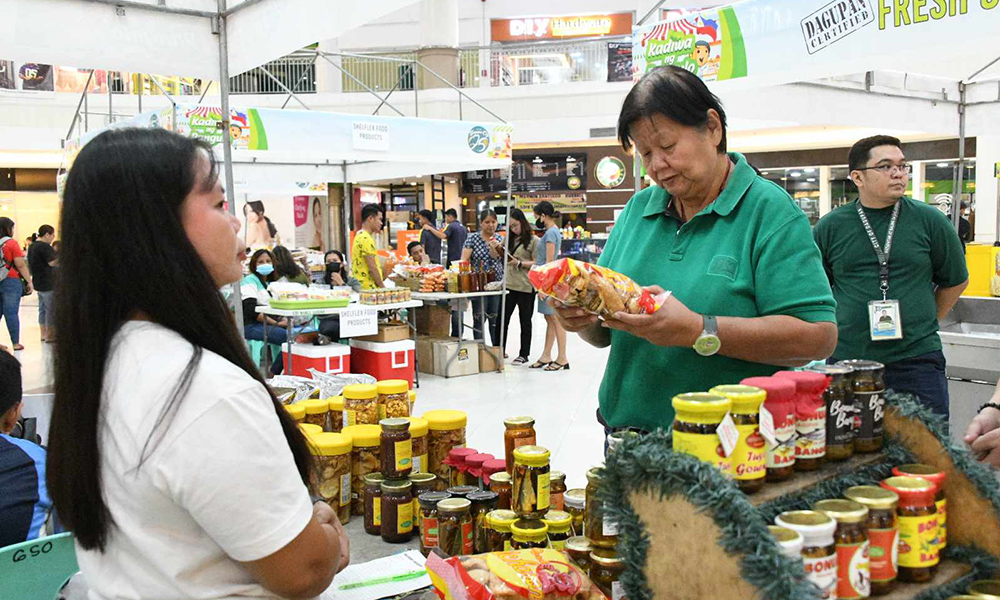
703, 315, 718, 336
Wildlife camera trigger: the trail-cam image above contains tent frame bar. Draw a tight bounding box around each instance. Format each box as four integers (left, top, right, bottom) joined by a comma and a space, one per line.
968, 53, 1000, 83
217, 0, 244, 330
314, 52, 406, 117
76, 0, 215, 18
259, 68, 311, 110
64, 70, 95, 142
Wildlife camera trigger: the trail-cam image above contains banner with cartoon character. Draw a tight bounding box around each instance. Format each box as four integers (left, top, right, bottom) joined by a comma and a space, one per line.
176, 106, 269, 150
633, 7, 746, 83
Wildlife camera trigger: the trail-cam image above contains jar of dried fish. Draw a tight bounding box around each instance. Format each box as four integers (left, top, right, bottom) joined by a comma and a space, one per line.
342, 424, 381, 516
437, 498, 474, 557
423, 410, 468, 491
344, 384, 380, 426
307, 432, 352, 525
418, 491, 451, 557
488, 509, 518, 552
468, 491, 500, 554
299, 398, 330, 431
409, 472, 437, 533
329, 396, 345, 433
512, 446, 551, 519
285, 402, 305, 423
378, 379, 411, 418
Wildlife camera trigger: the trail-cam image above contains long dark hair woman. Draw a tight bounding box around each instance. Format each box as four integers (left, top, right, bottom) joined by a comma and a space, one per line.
271, 245, 310, 285
47, 128, 349, 599
503, 208, 540, 365
244, 199, 277, 247
461, 209, 504, 348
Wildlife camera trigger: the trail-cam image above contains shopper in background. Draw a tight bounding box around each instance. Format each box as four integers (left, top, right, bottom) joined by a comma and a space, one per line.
965, 380, 1000, 467
272, 245, 311, 285
323, 250, 361, 292
553, 66, 838, 437
503, 208, 540, 364
0, 216, 33, 351
242, 249, 312, 375
417, 210, 442, 264
435, 208, 469, 336
28, 225, 58, 343
814, 135, 968, 417
47, 128, 348, 600
461, 209, 504, 347
407, 241, 431, 266
353, 204, 386, 290
531, 201, 569, 372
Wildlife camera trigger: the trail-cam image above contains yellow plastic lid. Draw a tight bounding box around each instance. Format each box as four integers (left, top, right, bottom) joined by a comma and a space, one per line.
542, 510, 573, 531
285, 403, 306, 421
513, 445, 551, 467
422, 410, 468, 431
308, 432, 352, 456
343, 384, 378, 400
709, 385, 766, 412
671, 393, 731, 424
409, 389, 417, 405
299, 423, 323, 436
298, 398, 330, 415
488, 509, 518, 531
408, 417, 429, 438
329, 396, 345, 411
342, 424, 381, 447
377, 379, 410, 395
511, 519, 548, 542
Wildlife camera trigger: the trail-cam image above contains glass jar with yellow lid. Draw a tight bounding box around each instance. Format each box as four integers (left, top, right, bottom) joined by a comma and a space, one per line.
300, 423, 323, 437
299, 398, 330, 431
490, 471, 512, 510
710, 385, 766, 493
503, 416, 536, 475
423, 410, 468, 490
285, 402, 306, 423
344, 384, 379, 425
511, 519, 549, 550
565, 488, 586, 536
307, 432, 353, 525
671, 393, 733, 475
329, 396, 345, 432
378, 379, 411, 419
542, 510, 573, 550
512, 445, 551, 519
488, 509, 518, 552
589, 550, 625, 599
342, 424, 381, 515
585, 468, 617, 549
813, 499, 871, 599
408, 417, 429, 474
845, 485, 899, 595
969, 581, 1000, 599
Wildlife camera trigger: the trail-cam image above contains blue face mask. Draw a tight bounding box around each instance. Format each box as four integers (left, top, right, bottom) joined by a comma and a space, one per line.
256, 264, 274, 276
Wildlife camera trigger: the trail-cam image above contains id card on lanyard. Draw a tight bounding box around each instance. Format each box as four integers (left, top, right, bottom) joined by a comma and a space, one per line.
857, 201, 903, 341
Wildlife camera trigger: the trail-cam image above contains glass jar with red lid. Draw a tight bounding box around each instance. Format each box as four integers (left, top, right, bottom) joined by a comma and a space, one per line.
442, 447, 478, 487
741, 376, 797, 482
464, 453, 494, 490
881, 476, 940, 582
893, 464, 946, 553
774, 371, 829, 471
481, 458, 506, 488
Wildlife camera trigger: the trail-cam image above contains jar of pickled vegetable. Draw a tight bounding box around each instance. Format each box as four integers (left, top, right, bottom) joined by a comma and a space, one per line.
344, 384, 380, 426
490, 472, 512, 510
342, 424, 381, 516
380, 418, 413, 479
307, 432, 353, 525
504, 416, 537, 475
671, 393, 732, 475
845, 485, 899, 595
893, 464, 946, 553
418, 491, 451, 557
710, 384, 767, 493
768, 526, 804, 559
589, 551, 626, 600
549, 471, 567, 510
465, 453, 493, 490
285, 402, 305, 423
363, 473, 385, 535
512, 445, 551, 519
378, 379, 411, 418
742, 376, 798, 482
774, 371, 828, 471
423, 410, 468, 490
969, 581, 1000, 598
468, 491, 499, 554
445, 448, 478, 487
565, 488, 586, 536
299, 398, 330, 431
438, 498, 474, 557
837, 360, 886, 453
565, 536, 593, 571
447, 485, 478, 499
775, 511, 837, 600
408, 417, 429, 474
511, 519, 549, 550
813, 499, 871, 599
808, 365, 856, 461
543, 510, 573, 550
329, 396, 345, 433
409, 472, 437, 533
881, 476, 939, 583
585, 468, 617, 549
482, 458, 506, 490
488, 509, 517, 552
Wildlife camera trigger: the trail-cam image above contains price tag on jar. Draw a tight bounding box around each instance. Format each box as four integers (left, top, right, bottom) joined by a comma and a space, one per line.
758, 405, 777, 448
717, 412, 739, 458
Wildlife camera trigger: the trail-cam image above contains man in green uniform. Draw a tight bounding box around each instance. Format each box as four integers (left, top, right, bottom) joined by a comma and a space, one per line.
814, 135, 968, 416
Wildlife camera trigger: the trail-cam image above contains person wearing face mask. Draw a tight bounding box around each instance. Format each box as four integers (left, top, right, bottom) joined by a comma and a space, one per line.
461, 209, 504, 347
241, 249, 310, 375
323, 250, 361, 292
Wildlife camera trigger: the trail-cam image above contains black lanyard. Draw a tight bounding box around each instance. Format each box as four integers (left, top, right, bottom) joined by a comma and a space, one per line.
855, 200, 901, 301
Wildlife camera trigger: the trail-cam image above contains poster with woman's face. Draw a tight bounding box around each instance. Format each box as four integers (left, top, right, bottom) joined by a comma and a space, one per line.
293, 196, 324, 250
241, 196, 293, 249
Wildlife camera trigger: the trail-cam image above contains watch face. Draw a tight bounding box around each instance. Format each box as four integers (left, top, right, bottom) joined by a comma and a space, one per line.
694, 335, 721, 357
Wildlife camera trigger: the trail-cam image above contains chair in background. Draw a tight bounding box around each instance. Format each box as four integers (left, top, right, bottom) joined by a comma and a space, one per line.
0, 532, 79, 600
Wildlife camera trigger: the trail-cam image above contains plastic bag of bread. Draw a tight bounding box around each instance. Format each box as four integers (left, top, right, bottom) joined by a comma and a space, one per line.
528, 258, 667, 318
426, 549, 608, 600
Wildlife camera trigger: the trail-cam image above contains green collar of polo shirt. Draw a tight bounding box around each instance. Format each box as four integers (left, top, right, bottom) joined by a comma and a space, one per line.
641, 152, 755, 220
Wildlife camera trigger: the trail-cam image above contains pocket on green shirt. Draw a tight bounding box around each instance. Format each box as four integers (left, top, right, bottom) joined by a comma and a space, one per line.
707, 255, 739, 281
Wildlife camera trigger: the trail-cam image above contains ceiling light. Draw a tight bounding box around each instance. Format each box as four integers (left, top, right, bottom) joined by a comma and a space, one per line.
936, 162, 950, 168
790, 172, 802, 177
566, 156, 577, 162
410, 181, 418, 185
806, 178, 816, 182
449, 179, 456, 184
533, 156, 543, 164
494, 194, 501, 198
761, 171, 769, 175
780, 177, 789, 181
803, 168, 816, 173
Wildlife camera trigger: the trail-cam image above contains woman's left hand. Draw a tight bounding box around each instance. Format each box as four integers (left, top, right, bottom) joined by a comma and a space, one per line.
602, 286, 702, 348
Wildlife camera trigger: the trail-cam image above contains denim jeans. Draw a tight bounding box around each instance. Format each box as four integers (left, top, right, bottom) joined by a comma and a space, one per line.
884, 350, 950, 418
0, 277, 22, 345
37, 290, 55, 328
471, 296, 501, 347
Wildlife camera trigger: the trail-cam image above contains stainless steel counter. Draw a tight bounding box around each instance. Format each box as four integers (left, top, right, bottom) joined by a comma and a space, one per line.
939, 296, 1000, 442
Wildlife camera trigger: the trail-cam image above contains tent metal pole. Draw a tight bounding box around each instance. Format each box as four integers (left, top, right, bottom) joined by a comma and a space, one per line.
84, 90, 89, 133
497, 165, 512, 371
198, 82, 212, 105
413, 61, 419, 117
315, 52, 406, 117
282, 63, 316, 110
147, 74, 178, 107
372, 69, 408, 116
343, 163, 353, 265
951, 82, 967, 233
137, 76, 142, 113
76, 0, 215, 18
638, 0, 668, 25
65, 70, 95, 141
967, 53, 1000, 82
216, 0, 244, 331
258, 69, 311, 110
108, 79, 113, 124
413, 59, 507, 123
221, 0, 267, 17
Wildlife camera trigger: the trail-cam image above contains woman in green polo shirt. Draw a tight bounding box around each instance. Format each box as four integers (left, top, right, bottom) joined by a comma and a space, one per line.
554, 66, 839, 436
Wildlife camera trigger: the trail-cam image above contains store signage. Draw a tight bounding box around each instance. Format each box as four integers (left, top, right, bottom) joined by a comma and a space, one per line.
801, 0, 875, 54
352, 121, 390, 152
492, 13, 633, 43
596, 156, 627, 188
463, 155, 587, 194
340, 306, 378, 337
514, 195, 587, 214
607, 42, 633, 83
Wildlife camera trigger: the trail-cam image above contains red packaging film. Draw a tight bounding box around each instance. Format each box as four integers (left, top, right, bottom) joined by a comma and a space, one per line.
775, 371, 829, 466
528, 257, 667, 318
741, 376, 798, 477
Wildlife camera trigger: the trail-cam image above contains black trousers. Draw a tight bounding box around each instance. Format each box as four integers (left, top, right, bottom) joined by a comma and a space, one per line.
502, 289, 536, 359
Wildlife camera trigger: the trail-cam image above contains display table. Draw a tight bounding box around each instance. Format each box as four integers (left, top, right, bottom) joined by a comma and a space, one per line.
411, 291, 506, 376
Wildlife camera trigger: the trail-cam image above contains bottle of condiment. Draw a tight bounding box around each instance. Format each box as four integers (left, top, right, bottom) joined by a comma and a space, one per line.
774, 370, 828, 471
481, 458, 506, 489
589, 551, 626, 600
380, 479, 414, 544
542, 510, 573, 550
512, 445, 551, 519
565, 536, 593, 571
549, 471, 568, 510
893, 464, 946, 554
422, 409, 468, 491
742, 376, 798, 481
710, 384, 767, 493
881, 476, 939, 582
408, 417, 429, 474
468, 490, 500, 554
488, 509, 518, 552
438, 498, 474, 557
768, 526, 804, 559
417, 491, 451, 557
464, 453, 494, 490
813, 499, 871, 599
844, 485, 899, 595
444, 447, 478, 487
363, 474, 385, 536
408, 472, 437, 533
808, 365, 856, 461
837, 360, 886, 453
670, 393, 733, 475
775, 510, 838, 599
565, 488, 586, 536
489, 471, 512, 510
503, 416, 537, 475
380, 418, 413, 479
585, 468, 617, 549
511, 519, 549, 550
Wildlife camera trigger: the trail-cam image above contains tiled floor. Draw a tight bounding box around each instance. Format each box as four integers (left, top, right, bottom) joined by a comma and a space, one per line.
4, 300, 609, 490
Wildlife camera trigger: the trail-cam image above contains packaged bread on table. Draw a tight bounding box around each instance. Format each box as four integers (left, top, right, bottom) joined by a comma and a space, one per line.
528, 258, 667, 318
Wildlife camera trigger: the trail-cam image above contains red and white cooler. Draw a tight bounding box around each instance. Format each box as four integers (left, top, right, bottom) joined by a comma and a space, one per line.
349, 339, 415, 386
281, 342, 351, 379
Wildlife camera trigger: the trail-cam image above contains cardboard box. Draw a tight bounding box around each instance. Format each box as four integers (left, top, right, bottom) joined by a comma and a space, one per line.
478, 345, 503, 373
415, 305, 452, 337
432, 339, 480, 378
356, 323, 411, 344
350, 339, 416, 386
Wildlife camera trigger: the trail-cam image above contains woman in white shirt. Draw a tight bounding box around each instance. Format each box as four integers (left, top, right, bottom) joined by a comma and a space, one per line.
46, 128, 349, 599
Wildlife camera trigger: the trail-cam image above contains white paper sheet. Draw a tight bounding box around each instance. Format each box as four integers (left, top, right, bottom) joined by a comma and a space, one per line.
320, 550, 430, 600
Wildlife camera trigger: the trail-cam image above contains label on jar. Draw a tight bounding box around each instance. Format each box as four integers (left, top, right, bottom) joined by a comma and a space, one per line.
413, 499, 421, 529
795, 406, 826, 459
344, 409, 356, 427
854, 391, 884, 441
612, 581, 626, 600
826, 395, 856, 448
397, 501, 413, 534
803, 553, 838, 600
339, 474, 351, 507
422, 516, 439, 548
504, 539, 512, 551
551, 539, 567, 551
413, 454, 427, 474
868, 528, 898, 582
514, 436, 536, 449
463, 520, 474, 554
898, 514, 939, 568
373, 497, 381, 527
603, 503, 619, 536
537, 472, 551, 511
732, 424, 766, 481
759, 405, 777, 447
551, 492, 565, 511
395, 440, 413, 470
936, 499, 947, 550
836, 541, 870, 598
717, 412, 739, 458
767, 420, 797, 469
673, 431, 731, 474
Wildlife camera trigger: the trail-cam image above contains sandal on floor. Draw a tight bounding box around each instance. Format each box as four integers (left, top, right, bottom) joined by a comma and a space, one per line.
544, 362, 570, 372
528, 360, 551, 369
512, 356, 528, 365
12, 344, 24, 351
